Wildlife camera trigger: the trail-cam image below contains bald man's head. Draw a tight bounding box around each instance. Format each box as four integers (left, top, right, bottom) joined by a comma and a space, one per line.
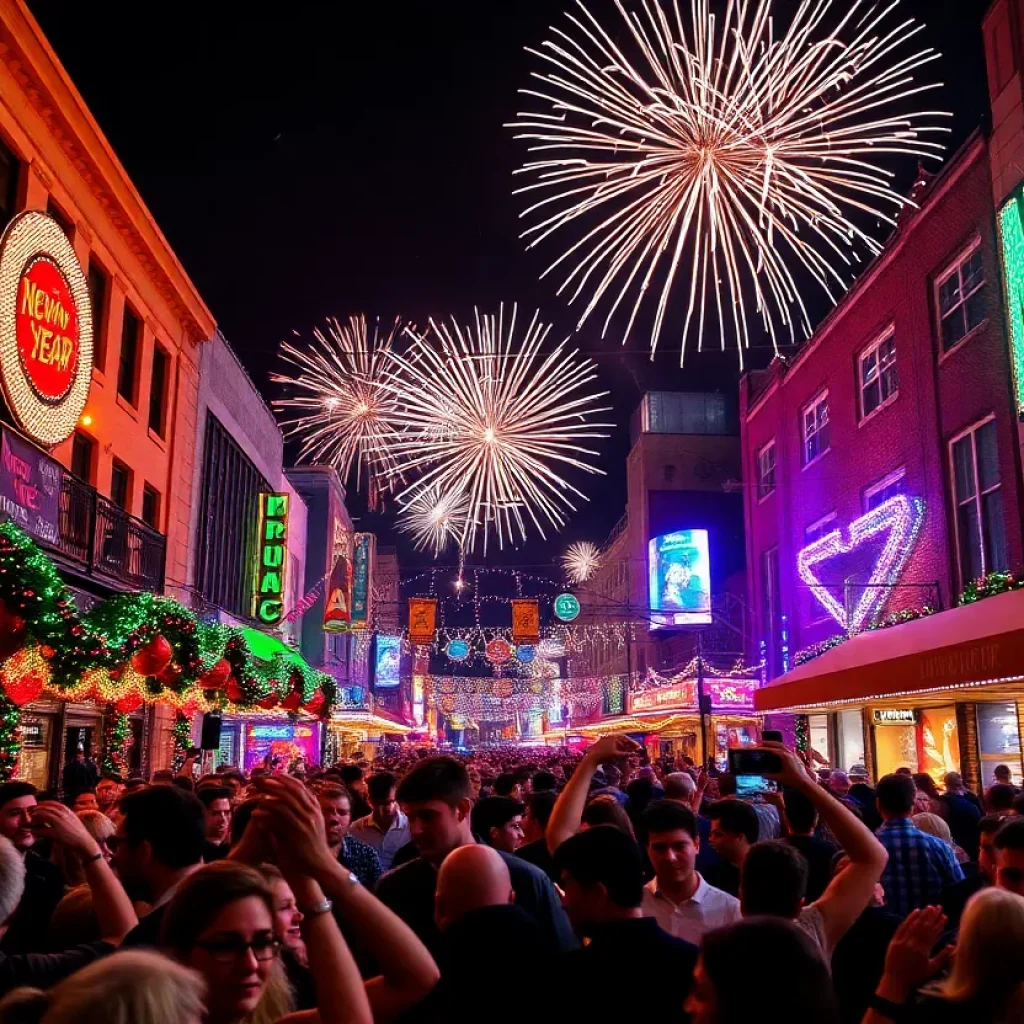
435, 843, 514, 932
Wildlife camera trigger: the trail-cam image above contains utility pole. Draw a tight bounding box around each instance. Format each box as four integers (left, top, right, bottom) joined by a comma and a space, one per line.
695, 631, 710, 767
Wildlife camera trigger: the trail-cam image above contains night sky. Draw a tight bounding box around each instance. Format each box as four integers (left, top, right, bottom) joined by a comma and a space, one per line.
26, 0, 994, 571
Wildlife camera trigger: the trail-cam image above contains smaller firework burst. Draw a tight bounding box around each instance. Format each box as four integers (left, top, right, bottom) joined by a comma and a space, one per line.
271, 314, 403, 492
562, 541, 601, 585
396, 484, 471, 557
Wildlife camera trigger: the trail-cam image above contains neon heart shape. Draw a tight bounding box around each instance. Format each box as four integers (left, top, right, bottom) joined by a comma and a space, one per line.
797, 495, 925, 633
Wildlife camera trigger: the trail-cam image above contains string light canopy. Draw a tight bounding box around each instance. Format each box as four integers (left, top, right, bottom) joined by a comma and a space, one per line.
378, 304, 613, 552
510, 0, 949, 365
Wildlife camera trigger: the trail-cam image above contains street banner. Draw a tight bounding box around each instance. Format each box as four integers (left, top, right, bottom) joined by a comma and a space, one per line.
351, 533, 375, 629
511, 598, 540, 644
323, 551, 353, 633
0, 426, 61, 546
408, 598, 437, 645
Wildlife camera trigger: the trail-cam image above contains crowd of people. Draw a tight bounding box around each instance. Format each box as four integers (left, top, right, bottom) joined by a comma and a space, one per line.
0, 738, 1021, 1022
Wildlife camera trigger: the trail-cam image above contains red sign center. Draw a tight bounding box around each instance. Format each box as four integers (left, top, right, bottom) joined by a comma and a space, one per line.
15, 256, 79, 403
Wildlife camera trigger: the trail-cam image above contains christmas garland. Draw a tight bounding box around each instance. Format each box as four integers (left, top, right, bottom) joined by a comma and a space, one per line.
171, 711, 191, 773
0, 522, 338, 718
959, 571, 1024, 606
793, 606, 937, 668
101, 707, 132, 778
0, 689, 19, 782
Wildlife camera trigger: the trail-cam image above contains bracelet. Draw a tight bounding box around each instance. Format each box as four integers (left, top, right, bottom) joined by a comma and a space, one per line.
83, 851, 103, 864
867, 993, 908, 1021
301, 898, 334, 918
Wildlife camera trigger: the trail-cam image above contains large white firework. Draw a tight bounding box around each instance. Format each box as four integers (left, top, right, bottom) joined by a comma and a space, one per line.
510, 0, 949, 365
378, 304, 612, 553
562, 541, 602, 584
396, 483, 471, 556
271, 315, 403, 489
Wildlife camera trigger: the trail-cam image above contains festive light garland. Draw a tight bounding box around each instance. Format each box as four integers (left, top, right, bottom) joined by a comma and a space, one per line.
0, 523, 337, 720
0, 689, 18, 781
101, 708, 132, 778
171, 712, 191, 774
959, 571, 1024, 606
793, 606, 937, 667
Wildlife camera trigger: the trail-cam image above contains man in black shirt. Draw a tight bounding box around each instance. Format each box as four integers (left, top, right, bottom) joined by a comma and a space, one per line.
703, 800, 759, 897
375, 756, 575, 958
115, 786, 206, 947
0, 783, 64, 954
515, 790, 558, 881
552, 825, 697, 1020
783, 787, 837, 902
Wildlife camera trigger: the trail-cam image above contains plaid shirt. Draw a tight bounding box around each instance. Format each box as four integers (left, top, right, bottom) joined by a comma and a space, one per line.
340, 834, 382, 890
876, 818, 963, 918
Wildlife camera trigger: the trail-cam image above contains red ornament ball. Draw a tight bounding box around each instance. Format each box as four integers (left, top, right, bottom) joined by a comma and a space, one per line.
257, 693, 280, 710
131, 635, 173, 676
199, 659, 231, 690
156, 662, 183, 687
224, 676, 245, 703
5, 671, 44, 707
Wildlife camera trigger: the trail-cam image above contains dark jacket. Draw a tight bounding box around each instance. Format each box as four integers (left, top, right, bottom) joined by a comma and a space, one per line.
0, 942, 113, 996
0, 852, 64, 954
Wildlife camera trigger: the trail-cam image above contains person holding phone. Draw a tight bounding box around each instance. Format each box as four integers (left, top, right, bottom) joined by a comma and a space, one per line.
740, 742, 889, 957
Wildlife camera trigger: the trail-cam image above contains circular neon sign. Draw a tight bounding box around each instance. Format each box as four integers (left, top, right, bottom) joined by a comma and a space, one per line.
0, 212, 92, 446
554, 593, 581, 622
446, 638, 470, 662
486, 638, 513, 665
515, 645, 536, 664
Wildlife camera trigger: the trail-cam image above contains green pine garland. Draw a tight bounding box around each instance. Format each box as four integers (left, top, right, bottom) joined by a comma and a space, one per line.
171, 712, 191, 773
959, 571, 1024, 606
0, 522, 337, 717
101, 707, 131, 778
0, 690, 19, 781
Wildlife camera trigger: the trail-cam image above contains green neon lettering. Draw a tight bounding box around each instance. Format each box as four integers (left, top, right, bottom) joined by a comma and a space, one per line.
266, 494, 289, 517
998, 195, 1024, 414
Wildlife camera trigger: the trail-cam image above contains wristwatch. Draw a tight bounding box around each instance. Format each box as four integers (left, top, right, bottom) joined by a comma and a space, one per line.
867, 993, 908, 1021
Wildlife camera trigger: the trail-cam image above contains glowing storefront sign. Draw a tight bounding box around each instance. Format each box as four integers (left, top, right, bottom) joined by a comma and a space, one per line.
797, 495, 924, 632
375, 635, 401, 688
0, 212, 93, 446
648, 529, 712, 627
252, 493, 290, 625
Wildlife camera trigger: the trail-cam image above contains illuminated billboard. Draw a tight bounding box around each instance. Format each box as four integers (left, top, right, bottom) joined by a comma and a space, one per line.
374, 634, 401, 689
648, 529, 712, 627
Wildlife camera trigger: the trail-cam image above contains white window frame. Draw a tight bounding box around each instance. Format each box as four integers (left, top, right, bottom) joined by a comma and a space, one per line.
757, 440, 777, 502
804, 511, 838, 545
801, 391, 830, 468
935, 238, 986, 359
948, 414, 1002, 588
858, 327, 899, 423
863, 467, 907, 513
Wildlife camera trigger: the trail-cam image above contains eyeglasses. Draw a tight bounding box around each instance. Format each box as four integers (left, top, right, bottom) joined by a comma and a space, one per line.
194, 935, 281, 963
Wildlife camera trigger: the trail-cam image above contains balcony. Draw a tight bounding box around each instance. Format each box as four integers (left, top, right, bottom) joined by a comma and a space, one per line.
1, 424, 165, 594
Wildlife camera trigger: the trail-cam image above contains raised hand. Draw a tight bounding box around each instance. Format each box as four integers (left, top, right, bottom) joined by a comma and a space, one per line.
878, 906, 952, 1001
251, 775, 335, 881
31, 802, 100, 859
586, 734, 641, 766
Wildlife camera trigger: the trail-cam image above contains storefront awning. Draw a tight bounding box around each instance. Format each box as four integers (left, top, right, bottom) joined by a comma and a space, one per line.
755, 588, 1024, 713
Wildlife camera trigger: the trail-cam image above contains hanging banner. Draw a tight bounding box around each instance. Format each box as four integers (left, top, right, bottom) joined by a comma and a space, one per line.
408, 598, 437, 645
511, 598, 540, 644
351, 533, 375, 630
374, 634, 401, 688
323, 550, 353, 633
252, 493, 290, 626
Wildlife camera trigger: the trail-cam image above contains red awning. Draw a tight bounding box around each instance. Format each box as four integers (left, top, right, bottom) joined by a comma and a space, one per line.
755, 588, 1024, 713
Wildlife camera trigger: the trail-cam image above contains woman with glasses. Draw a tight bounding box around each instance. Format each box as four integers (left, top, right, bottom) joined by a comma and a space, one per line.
161, 860, 370, 1024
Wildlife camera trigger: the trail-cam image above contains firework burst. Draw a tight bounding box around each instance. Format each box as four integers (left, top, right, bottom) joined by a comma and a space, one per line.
562, 541, 602, 585
510, 0, 949, 365
271, 315, 403, 490
396, 483, 471, 556
378, 304, 612, 553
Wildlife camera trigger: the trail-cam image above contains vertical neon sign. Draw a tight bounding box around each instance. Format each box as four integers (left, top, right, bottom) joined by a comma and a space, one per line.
253, 493, 289, 625
998, 193, 1024, 414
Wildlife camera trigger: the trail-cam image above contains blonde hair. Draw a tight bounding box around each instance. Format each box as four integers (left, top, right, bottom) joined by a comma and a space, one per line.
50, 811, 115, 888
941, 888, 1024, 1011
0, 950, 205, 1024
912, 812, 952, 845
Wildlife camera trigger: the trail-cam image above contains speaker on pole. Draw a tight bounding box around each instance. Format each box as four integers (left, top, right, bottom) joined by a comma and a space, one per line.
200, 712, 222, 751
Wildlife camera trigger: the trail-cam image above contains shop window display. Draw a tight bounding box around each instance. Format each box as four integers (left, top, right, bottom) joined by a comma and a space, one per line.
977, 703, 1023, 786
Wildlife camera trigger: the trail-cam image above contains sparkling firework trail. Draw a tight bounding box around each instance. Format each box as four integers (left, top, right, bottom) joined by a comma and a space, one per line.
396, 483, 471, 557
378, 304, 612, 553
271, 315, 403, 490
562, 541, 602, 584
510, 0, 949, 365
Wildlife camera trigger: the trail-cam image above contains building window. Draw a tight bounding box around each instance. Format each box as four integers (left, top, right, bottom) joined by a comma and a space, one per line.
141, 484, 160, 529
757, 440, 776, 500
951, 418, 1008, 583
802, 392, 830, 466
805, 512, 837, 545
194, 412, 272, 619
87, 261, 108, 370
859, 330, 898, 419
864, 468, 907, 512
0, 137, 19, 230
149, 345, 169, 437
118, 305, 141, 405
71, 431, 95, 483
46, 197, 74, 239
937, 243, 986, 352
110, 459, 131, 511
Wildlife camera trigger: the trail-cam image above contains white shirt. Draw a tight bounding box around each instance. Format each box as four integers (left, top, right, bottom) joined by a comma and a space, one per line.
641, 873, 741, 944
349, 810, 410, 872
